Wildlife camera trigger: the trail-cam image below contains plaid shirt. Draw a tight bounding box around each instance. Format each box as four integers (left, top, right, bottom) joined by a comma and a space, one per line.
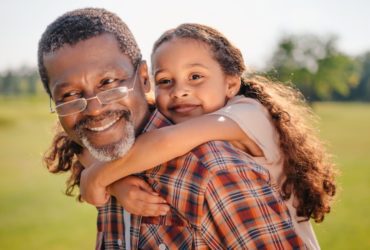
96, 110, 305, 249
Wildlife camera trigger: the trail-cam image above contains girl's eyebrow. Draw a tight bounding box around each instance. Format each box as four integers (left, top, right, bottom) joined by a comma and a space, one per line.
153, 68, 165, 77
154, 63, 209, 76
153, 63, 209, 76
185, 63, 209, 69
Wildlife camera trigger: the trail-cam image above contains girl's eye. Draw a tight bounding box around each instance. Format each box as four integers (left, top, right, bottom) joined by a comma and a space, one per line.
189, 74, 203, 81
156, 79, 172, 85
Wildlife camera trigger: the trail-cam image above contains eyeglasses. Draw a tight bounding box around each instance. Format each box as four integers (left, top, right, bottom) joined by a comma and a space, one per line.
50, 69, 138, 117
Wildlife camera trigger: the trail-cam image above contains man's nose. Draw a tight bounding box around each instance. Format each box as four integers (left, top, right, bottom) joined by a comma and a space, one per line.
84, 95, 104, 116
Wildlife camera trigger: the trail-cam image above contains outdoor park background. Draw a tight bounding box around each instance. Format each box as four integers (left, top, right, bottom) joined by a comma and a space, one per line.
1, 1, 370, 249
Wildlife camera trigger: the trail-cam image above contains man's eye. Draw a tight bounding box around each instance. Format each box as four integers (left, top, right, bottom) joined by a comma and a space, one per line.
57, 91, 81, 104
101, 78, 122, 89
101, 78, 116, 85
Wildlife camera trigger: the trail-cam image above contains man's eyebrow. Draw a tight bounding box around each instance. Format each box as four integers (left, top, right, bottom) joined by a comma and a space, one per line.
100, 69, 122, 76
51, 81, 70, 94
99, 66, 132, 77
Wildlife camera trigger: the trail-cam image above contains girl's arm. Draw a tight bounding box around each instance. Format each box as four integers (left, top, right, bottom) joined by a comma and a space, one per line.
80, 114, 263, 205
85, 114, 259, 189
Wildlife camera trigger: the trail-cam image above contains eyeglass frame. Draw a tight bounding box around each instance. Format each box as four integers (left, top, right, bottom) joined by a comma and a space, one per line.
49, 66, 138, 117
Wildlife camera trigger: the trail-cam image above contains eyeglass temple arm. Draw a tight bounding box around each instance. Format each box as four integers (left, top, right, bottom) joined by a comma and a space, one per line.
49, 97, 56, 113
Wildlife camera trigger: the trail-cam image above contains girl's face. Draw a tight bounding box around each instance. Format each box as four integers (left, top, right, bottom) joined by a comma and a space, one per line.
152, 38, 239, 124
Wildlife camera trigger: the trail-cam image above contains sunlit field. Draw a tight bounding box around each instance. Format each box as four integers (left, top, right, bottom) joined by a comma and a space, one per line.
0, 96, 369, 249
312, 102, 370, 249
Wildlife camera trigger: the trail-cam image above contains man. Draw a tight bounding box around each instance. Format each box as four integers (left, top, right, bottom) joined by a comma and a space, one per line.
38, 8, 305, 249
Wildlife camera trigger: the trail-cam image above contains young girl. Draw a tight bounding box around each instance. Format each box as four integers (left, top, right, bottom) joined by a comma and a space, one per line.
78, 23, 336, 248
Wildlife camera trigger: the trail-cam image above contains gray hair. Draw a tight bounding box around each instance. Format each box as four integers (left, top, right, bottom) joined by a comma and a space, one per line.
38, 7, 142, 96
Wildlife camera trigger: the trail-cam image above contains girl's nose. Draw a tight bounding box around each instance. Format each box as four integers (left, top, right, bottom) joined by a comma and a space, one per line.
171, 83, 189, 98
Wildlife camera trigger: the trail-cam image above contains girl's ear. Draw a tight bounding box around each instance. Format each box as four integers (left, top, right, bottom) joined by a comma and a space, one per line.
226, 75, 241, 98
138, 60, 151, 93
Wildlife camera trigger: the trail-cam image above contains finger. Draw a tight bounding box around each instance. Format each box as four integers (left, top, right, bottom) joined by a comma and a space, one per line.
83, 191, 109, 206
125, 202, 171, 216
92, 192, 110, 206
134, 179, 158, 195
81, 183, 109, 205
127, 189, 167, 204
121, 176, 158, 195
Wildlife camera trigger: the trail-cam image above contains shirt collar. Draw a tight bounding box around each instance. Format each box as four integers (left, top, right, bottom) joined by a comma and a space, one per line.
143, 109, 173, 132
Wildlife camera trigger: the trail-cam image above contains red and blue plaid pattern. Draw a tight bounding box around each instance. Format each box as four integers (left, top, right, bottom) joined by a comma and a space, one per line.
96, 110, 305, 249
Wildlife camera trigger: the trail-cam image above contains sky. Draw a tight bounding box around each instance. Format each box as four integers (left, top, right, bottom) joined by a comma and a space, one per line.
1, 0, 370, 72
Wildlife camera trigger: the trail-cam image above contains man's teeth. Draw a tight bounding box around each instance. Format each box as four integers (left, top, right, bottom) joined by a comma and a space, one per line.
88, 117, 121, 132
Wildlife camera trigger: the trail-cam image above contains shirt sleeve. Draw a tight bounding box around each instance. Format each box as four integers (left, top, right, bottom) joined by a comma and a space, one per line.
96, 197, 126, 249
212, 97, 281, 163
201, 166, 305, 249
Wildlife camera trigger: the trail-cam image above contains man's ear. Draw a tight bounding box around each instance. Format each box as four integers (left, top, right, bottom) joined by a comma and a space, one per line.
226, 75, 241, 98
138, 60, 150, 93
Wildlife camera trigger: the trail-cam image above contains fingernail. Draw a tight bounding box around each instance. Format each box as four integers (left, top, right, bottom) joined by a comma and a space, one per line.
160, 209, 169, 215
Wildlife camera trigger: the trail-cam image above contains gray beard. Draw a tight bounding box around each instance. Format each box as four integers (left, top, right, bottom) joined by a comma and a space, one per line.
80, 121, 135, 162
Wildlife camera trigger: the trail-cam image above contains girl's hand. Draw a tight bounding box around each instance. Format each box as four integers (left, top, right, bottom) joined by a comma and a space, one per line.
78, 148, 110, 206
109, 176, 170, 216
80, 163, 110, 206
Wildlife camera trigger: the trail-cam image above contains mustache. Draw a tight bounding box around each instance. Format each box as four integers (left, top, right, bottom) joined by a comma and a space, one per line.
74, 109, 131, 132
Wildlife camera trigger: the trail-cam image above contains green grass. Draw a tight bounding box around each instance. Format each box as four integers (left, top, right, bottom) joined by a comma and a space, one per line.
0, 97, 369, 249
0, 96, 96, 250
312, 103, 370, 249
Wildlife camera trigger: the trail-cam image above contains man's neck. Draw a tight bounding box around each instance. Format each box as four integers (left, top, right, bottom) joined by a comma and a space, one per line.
135, 103, 155, 135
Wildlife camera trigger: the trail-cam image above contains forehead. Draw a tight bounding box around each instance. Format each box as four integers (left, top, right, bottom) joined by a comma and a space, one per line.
154, 38, 212, 58
152, 38, 219, 72
44, 34, 134, 92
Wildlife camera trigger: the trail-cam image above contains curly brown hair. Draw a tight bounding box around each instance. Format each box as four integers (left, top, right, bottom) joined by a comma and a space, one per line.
152, 23, 337, 223
43, 123, 84, 201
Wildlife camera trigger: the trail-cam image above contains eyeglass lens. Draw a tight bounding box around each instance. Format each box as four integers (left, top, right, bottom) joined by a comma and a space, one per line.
52, 67, 137, 116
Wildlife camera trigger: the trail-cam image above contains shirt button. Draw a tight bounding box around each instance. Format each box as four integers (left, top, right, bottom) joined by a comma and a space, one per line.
117, 238, 122, 246
159, 243, 167, 250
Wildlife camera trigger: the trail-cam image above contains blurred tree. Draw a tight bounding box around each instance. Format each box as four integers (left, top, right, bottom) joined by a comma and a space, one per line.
0, 71, 20, 95
0, 75, 2, 93
351, 52, 370, 101
267, 34, 360, 101
0, 67, 40, 96
27, 71, 40, 95
19, 66, 40, 95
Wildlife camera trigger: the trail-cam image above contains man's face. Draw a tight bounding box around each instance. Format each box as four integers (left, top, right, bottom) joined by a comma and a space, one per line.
44, 34, 150, 161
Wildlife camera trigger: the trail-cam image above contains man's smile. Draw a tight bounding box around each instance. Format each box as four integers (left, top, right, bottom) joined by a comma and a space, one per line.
86, 116, 122, 132
74, 110, 131, 141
